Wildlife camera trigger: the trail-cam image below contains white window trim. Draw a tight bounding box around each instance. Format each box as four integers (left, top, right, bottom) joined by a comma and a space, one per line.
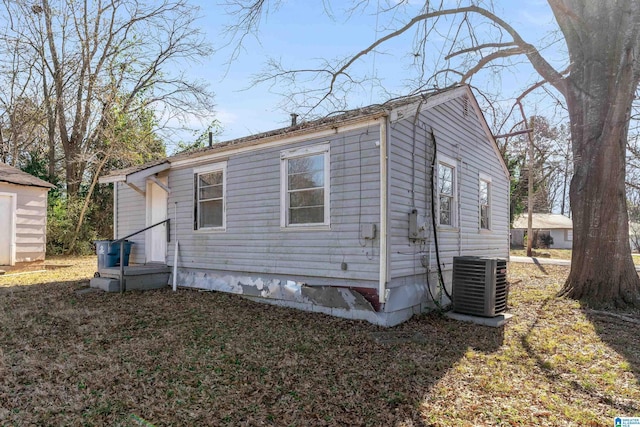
437, 154, 457, 228
280, 143, 331, 229
479, 173, 492, 231
193, 161, 227, 232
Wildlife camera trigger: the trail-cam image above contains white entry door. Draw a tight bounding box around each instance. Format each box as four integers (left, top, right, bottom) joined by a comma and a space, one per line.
146, 179, 168, 263
0, 194, 14, 265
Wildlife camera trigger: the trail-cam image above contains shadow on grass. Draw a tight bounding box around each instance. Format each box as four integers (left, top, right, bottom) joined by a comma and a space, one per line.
583, 306, 640, 391
0, 279, 504, 426
519, 299, 640, 414
530, 257, 549, 275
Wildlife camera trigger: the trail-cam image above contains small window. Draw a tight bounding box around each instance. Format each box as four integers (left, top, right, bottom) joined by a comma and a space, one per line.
194, 163, 226, 230
437, 156, 456, 227
565, 229, 573, 241
281, 144, 330, 228
480, 178, 491, 230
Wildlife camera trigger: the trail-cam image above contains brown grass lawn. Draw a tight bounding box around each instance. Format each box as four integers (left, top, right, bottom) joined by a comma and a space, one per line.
1, 258, 639, 426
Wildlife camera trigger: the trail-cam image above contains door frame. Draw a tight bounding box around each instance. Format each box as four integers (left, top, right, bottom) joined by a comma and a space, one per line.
0, 192, 17, 266
145, 178, 168, 263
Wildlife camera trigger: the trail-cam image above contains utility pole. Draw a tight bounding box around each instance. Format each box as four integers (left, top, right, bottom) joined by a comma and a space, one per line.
561, 137, 570, 217
517, 104, 535, 257
526, 123, 534, 256
494, 126, 535, 255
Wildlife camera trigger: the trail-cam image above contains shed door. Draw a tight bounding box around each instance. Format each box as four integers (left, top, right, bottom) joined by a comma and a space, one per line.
0, 194, 14, 265
146, 179, 168, 263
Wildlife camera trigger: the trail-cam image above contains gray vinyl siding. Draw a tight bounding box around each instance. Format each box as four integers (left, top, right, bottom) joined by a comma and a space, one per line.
115, 181, 147, 264
0, 183, 48, 262
388, 96, 509, 280
166, 126, 382, 285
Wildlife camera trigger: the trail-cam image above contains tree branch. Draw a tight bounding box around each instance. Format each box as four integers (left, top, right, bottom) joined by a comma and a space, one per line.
445, 42, 517, 60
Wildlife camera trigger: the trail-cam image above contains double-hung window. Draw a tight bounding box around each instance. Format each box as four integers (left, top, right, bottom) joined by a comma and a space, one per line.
281, 143, 330, 228
194, 162, 226, 230
479, 175, 491, 230
437, 155, 457, 227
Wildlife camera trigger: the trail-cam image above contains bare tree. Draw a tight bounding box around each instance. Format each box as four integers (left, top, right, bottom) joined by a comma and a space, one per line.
0, 22, 47, 167
1, 0, 214, 196
224, 0, 640, 306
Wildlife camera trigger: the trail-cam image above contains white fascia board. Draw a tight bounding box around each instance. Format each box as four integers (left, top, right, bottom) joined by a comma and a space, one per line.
98, 162, 170, 184
126, 162, 170, 183
170, 117, 385, 169
99, 174, 126, 184
389, 86, 468, 122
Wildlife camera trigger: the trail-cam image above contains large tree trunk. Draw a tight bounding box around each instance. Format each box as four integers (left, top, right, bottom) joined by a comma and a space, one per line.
562, 87, 640, 306
557, 0, 640, 306
64, 148, 85, 197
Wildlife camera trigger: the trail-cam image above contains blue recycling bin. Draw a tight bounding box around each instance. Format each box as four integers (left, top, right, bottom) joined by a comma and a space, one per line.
95, 240, 134, 268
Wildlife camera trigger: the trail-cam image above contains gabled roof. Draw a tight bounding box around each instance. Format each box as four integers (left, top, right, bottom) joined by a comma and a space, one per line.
512, 213, 573, 230
0, 162, 55, 189
100, 84, 507, 182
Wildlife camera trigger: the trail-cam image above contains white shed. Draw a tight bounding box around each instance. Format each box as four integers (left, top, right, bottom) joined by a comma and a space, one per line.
0, 163, 55, 267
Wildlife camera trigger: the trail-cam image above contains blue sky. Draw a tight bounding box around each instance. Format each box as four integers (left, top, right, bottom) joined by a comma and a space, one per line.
176, 0, 563, 146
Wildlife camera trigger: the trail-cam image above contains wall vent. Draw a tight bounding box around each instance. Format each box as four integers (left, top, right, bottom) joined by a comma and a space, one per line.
452, 256, 508, 317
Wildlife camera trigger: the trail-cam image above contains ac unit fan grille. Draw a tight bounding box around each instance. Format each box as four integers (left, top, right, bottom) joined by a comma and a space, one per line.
452, 257, 508, 317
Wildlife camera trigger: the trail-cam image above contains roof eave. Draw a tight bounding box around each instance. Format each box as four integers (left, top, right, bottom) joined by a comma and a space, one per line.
99, 161, 170, 184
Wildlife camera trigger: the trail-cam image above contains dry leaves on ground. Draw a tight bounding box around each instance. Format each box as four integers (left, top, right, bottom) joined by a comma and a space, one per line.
0, 258, 638, 426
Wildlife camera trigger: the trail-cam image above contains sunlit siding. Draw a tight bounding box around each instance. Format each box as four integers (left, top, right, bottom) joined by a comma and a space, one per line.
388, 95, 510, 281
0, 183, 49, 262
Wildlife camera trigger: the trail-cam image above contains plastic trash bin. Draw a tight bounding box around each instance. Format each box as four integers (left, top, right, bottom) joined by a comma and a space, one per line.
95, 240, 134, 269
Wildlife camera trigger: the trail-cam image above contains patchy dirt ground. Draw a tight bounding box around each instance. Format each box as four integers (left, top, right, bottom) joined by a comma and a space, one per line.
0, 258, 638, 426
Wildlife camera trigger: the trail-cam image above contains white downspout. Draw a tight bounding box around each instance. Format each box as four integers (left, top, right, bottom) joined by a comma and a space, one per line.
379, 116, 389, 304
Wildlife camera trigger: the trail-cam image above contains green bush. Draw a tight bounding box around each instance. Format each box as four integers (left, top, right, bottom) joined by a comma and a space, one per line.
47, 196, 97, 255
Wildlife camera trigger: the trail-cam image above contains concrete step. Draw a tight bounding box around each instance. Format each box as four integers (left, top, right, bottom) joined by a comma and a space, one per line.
90, 277, 120, 292
98, 264, 171, 279
124, 272, 170, 291
92, 264, 171, 292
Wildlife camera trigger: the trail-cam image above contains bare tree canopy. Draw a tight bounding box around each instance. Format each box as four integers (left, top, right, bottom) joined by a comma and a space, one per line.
0, 0, 214, 195
224, 0, 640, 307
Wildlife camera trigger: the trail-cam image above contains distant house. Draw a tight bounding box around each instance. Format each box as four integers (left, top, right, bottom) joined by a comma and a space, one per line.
511, 213, 573, 249
99, 85, 510, 326
0, 163, 55, 266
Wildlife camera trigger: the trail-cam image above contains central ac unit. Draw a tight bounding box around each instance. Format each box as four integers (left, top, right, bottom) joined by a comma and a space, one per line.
452, 256, 508, 317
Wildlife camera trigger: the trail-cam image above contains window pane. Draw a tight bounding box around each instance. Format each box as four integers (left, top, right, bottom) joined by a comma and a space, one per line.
289, 171, 324, 190
284, 151, 327, 226
289, 206, 324, 224
199, 199, 223, 228
440, 195, 451, 225
290, 188, 324, 208
480, 205, 489, 229
480, 181, 488, 204
288, 154, 324, 190
288, 155, 323, 175
199, 184, 223, 200
439, 164, 453, 195
199, 171, 222, 186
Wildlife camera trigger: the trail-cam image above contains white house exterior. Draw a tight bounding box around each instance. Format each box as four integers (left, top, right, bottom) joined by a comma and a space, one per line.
0, 163, 55, 266
511, 213, 573, 249
100, 85, 510, 326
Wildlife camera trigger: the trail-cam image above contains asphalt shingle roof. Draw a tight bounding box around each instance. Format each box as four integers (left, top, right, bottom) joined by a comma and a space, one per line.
512, 213, 573, 230
0, 162, 56, 189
